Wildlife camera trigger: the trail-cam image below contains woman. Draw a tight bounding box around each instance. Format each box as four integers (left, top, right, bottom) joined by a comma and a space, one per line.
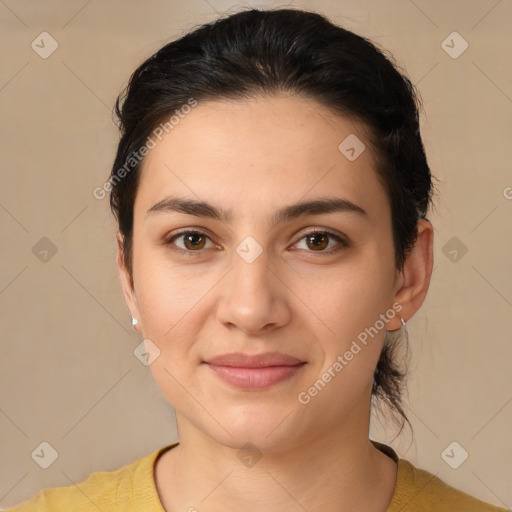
9, 7, 508, 512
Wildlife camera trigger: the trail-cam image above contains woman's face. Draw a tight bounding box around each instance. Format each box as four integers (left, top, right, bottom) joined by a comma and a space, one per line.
119, 94, 417, 451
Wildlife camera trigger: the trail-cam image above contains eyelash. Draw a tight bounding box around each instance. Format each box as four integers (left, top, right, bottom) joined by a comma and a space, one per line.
163, 228, 349, 256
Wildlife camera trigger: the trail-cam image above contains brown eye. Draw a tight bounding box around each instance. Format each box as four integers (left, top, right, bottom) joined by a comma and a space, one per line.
183, 232, 206, 250
294, 230, 347, 254
305, 232, 329, 251
166, 230, 214, 252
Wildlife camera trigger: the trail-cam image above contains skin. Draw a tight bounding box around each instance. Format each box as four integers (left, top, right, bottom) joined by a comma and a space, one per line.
116, 93, 434, 512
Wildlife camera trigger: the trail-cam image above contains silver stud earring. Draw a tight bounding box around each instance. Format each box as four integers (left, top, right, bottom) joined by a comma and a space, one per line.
132, 317, 139, 331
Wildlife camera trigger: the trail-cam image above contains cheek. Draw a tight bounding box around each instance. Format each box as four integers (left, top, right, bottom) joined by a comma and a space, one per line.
133, 249, 211, 338
295, 274, 391, 412
292, 255, 394, 337
294, 256, 394, 387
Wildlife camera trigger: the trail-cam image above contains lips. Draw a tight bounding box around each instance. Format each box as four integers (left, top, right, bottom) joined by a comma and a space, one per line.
203, 352, 306, 390
205, 352, 304, 368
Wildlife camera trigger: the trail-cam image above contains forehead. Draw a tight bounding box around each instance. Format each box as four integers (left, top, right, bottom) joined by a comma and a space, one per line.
135, 94, 389, 224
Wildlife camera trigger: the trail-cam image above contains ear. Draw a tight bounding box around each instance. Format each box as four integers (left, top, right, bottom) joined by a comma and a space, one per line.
116, 232, 142, 334
389, 219, 434, 329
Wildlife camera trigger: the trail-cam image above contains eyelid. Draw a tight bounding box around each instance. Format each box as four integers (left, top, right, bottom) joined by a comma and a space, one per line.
164, 227, 349, 254
291, 227, 349, 253
294, 227, 347, 243
164, 228, 219, 253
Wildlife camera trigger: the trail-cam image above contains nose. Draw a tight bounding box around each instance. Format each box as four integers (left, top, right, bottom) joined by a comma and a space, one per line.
215, 248, 291, 336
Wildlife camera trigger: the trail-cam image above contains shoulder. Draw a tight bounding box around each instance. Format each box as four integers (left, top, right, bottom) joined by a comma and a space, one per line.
389, 457, 510, 512
6, 445, 175, 512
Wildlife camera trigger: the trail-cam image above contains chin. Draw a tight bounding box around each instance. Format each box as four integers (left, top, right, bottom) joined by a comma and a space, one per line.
201, 406, 310, 454
214, 430, 299, 455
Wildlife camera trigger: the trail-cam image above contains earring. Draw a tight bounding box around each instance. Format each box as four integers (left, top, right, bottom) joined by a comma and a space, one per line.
386, 316, 406, 333
132, 317, 139, 331
400, 316, 410, 346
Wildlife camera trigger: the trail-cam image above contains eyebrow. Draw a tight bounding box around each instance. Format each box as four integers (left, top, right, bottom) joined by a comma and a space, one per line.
146, 196, 368, 226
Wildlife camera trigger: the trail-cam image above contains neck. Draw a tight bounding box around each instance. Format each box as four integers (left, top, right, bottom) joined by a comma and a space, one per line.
155, 407, 397, 512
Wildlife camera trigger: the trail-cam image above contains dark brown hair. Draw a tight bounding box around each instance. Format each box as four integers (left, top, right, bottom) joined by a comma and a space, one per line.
109, 7, 436, 433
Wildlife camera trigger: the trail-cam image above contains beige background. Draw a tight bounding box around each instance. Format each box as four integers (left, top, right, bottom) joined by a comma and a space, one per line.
1, 0, 511, 509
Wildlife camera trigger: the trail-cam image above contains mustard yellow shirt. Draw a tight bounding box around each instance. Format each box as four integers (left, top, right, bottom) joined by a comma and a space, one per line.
7, 441, 509, 511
